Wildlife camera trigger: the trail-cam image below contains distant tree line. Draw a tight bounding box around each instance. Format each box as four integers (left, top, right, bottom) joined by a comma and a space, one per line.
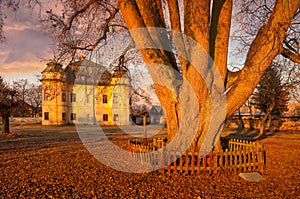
12, 79, 42, 117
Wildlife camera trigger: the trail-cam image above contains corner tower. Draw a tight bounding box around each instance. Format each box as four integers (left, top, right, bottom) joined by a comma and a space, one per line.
41, 62, 67, 125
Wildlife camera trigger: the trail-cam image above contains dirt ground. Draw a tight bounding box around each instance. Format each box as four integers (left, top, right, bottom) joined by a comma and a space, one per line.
0, 123, 299, 198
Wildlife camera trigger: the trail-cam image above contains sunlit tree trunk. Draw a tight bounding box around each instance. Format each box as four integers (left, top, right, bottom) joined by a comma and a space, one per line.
116, 0, 300, 152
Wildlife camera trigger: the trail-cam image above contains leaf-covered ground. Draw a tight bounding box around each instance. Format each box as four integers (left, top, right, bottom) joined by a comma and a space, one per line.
0, 124, 299, 198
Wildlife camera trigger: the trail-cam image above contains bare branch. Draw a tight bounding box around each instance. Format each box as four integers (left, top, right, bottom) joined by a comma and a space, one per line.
281, 47, 300, 64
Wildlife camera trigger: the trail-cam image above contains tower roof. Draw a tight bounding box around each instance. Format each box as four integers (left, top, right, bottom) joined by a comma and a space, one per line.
42, 62, 63, 73
64, 59, 111, 85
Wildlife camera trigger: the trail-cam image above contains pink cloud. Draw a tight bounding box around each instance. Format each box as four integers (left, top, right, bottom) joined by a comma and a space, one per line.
0, 5, 54, 81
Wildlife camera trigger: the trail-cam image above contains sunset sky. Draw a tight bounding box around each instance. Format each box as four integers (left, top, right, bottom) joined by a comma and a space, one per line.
0, 2, 243, 85
0, 4, 55, 83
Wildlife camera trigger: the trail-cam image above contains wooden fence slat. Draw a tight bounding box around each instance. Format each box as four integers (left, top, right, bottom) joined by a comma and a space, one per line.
204, 155, 207, 173
224, 149, 228, 170
185, 151, 189, 174
128, 138, 266, 174
210, 154, 213, 174
243, 148, 247, 172
197, 152, 201, 173
191, 152, 195, 173
219, 150, 223, 168
173, 151, 177, 172
213, 155, 217, 174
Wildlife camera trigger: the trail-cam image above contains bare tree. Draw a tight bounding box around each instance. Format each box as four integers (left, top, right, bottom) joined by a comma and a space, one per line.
27, 84, 42, 117
13, 79, 30, 117
43, 0, 126, 63
45, 0, 300, 151
275, 57, 300, 103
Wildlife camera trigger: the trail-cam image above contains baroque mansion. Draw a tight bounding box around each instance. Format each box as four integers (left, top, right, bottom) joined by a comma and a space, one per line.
41, 59, 131, 126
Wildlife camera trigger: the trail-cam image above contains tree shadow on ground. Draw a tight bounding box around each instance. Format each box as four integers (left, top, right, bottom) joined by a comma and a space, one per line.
222, 128, 278, 142
220, 128, 279, 150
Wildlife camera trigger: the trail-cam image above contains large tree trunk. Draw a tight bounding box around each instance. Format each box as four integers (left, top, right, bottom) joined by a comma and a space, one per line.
1, 110, 10, 134
116, 0, 300, 153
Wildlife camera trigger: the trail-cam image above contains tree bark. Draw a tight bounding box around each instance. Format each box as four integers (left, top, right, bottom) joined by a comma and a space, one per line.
154, 84, 180, 142
210, 0, 233, 81
256, 100, 275, 138
1, 110, 10, 134
258, 114, 268, 138
116, 0, 300, 152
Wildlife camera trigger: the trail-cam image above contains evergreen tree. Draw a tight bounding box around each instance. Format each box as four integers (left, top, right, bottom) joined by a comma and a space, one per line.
251, 65, 289, 137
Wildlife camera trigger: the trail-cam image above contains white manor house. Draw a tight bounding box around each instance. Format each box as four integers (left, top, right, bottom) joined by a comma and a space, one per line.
41, 59, 131, 126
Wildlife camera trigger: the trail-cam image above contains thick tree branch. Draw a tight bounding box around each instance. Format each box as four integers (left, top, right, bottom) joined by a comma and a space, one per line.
117, 0, 183, 141
167, 0, 188, 76
168, 0, 182, 33
210, 0, 233, 84
283, 39, 299, 54
182, 0, 211, 88
281, 47, 300, 64
184, 0, 210, 53
226, 0, 300, 118
182, 0, 212, 98
226, 70, 241, 89
134, 0, 179, 72
116, 0, 181, 97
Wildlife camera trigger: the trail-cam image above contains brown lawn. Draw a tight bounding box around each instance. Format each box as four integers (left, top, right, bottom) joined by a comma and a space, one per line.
0, 124, 299, 198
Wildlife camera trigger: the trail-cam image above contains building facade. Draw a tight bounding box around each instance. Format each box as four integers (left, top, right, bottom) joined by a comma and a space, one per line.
41, 59, 130, 126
